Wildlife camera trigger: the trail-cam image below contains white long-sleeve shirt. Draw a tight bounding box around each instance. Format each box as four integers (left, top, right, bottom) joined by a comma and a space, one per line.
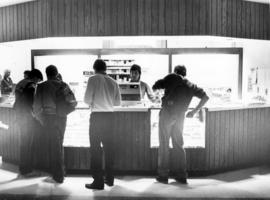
84, 73, 121, 112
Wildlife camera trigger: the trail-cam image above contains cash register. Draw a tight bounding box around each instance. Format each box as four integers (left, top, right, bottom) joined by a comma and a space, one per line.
118, 82, 142, 106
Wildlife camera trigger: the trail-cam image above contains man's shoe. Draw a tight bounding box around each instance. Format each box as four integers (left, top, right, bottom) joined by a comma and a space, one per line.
85, 182, 104, 190
156, 176, 168, 184
175, 177, 188, 184
104, 176, 114, 186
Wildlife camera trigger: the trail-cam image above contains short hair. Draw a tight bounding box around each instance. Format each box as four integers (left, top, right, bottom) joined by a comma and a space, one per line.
174, 65, 186, 77
46, 65, 58, 77
93, 59, 106, 72
24, 70, 31, 77
30, 69, 43, 81
130, 64, 141, 75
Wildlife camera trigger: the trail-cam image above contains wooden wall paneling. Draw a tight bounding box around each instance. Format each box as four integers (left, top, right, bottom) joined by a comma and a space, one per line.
259, 4, 264, 39
130, 0, 138, 35
50, 0, 58, 36
29, 2, 35, 39
192, 0, 200, 35
12, 5, 17, 41
209, 112, 215, 170
103, 0, 111, 36
5, 7, 9, 41
25, 3, 30, 39
56, 0, 65, 37
221, 0, 227, 36
255, 3, 261, 39
254, 109, 259, 162
97, 0, 104, 35
226, 0, 232, 37
6, 7, 11, 41
234, 110, 240, 166
0, 9, 3, 42
185, 0, 193, 35
236, 0, 242, 38
84, 0, 91, 35
231, 0, 237, 37
204, 110, 210, 170
109, 0, 117, 36
36, 1, 42, 38
137, 0, 145, 35
199, 0, 207, 35
250, 2, 256, 38
263, 108, 269, 160
171, 0, 179, 35
33, 1, 38, 38
41, 0, 48, 37
262, 5, 268, 39
178, 0, 186, 35
164, 0, 172, 35
151, 0, 158, 35
220, 111, 227, 169
213, 111, 220, 169
258, 108, 264, 163
158, 0, 165, 35
216, 0, 222, 36
125, 0, 132, 35
228, 110, 234, 167
238, 109, 248, 166
64, 0, 72, 36
245, 1, 251, 38
144, 0, 151, 35
241, 0, 246, 38
210, 0, 217, 36
224, 110, 230, 168
117, 0, 125, 35
247, 109, 253, 164
77, 0, 85, 36
71, 0, 78, 36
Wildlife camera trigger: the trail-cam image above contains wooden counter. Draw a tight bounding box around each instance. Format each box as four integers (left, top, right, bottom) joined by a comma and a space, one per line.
1, 105, 270, 175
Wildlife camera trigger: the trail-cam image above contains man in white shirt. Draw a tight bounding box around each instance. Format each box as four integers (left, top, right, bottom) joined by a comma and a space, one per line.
84, 59, 121, 190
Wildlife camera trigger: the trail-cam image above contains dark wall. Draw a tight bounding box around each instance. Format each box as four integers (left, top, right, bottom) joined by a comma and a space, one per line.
0, 0, 269, 42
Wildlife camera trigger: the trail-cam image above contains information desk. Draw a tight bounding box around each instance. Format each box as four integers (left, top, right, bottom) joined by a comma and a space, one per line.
0, 104, 270, 175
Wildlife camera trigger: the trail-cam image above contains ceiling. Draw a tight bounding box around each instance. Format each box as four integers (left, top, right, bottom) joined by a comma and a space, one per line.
0, 0, 268, 7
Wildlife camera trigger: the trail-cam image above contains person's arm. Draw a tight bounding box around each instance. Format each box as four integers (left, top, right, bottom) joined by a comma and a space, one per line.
84, 77, 95, 107
152, 79, 165, 91
144, 82, 156, 102
186, 94, 209, 118
33, 84, 43, 122
114, 83, 121, 106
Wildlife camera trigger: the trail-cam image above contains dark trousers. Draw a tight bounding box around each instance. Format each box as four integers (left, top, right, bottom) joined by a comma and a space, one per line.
42, 114, 66, 179
158, 109, 187, 178
18, 112, 35, 174
89, 112, 114, 182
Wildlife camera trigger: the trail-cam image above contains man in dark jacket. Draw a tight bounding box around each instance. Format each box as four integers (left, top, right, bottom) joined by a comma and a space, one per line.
33, 65, 76, 183
152, 65, 209, 184
14, 69, 43, 176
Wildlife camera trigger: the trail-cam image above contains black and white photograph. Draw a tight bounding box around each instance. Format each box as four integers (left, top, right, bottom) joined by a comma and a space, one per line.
0, 0, 270, 199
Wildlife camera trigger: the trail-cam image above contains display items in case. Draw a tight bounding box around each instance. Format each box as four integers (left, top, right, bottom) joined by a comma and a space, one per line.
104, 59, 134, 82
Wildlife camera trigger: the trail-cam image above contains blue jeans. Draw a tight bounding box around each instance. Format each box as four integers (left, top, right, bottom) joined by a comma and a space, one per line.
158, 109, 187, 178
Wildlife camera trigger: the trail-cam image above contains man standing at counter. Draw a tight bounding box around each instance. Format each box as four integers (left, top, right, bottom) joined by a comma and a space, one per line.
84, 59, 121, 190
152, 65, 209, 184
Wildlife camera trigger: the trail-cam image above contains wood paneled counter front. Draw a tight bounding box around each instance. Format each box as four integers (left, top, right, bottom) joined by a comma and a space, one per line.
0, 104, 270, 175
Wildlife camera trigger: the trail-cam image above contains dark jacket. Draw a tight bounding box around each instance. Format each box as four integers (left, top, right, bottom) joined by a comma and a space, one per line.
153, 73, 206, 113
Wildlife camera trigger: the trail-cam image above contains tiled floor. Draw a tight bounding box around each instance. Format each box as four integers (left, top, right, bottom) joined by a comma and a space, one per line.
0, 160, 270, 199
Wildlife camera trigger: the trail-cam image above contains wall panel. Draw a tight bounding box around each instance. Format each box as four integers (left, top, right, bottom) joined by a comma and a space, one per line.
0, 0, 268, 41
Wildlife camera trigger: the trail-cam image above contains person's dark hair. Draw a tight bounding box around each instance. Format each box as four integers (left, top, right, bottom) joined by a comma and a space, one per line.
93, 59, 107, 72
24, 70, 31, 78
130, 64, 141, 75
174, 65, 186, 77
30, 69, 43, 81
45, 65, 58, 78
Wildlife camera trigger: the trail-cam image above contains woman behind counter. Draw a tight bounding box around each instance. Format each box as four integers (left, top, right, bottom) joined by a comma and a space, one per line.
1, 69, 13, 95
130, 64, 155, 102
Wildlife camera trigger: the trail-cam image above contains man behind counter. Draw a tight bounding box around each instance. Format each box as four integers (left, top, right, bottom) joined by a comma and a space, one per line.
130, 64, 155, 102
